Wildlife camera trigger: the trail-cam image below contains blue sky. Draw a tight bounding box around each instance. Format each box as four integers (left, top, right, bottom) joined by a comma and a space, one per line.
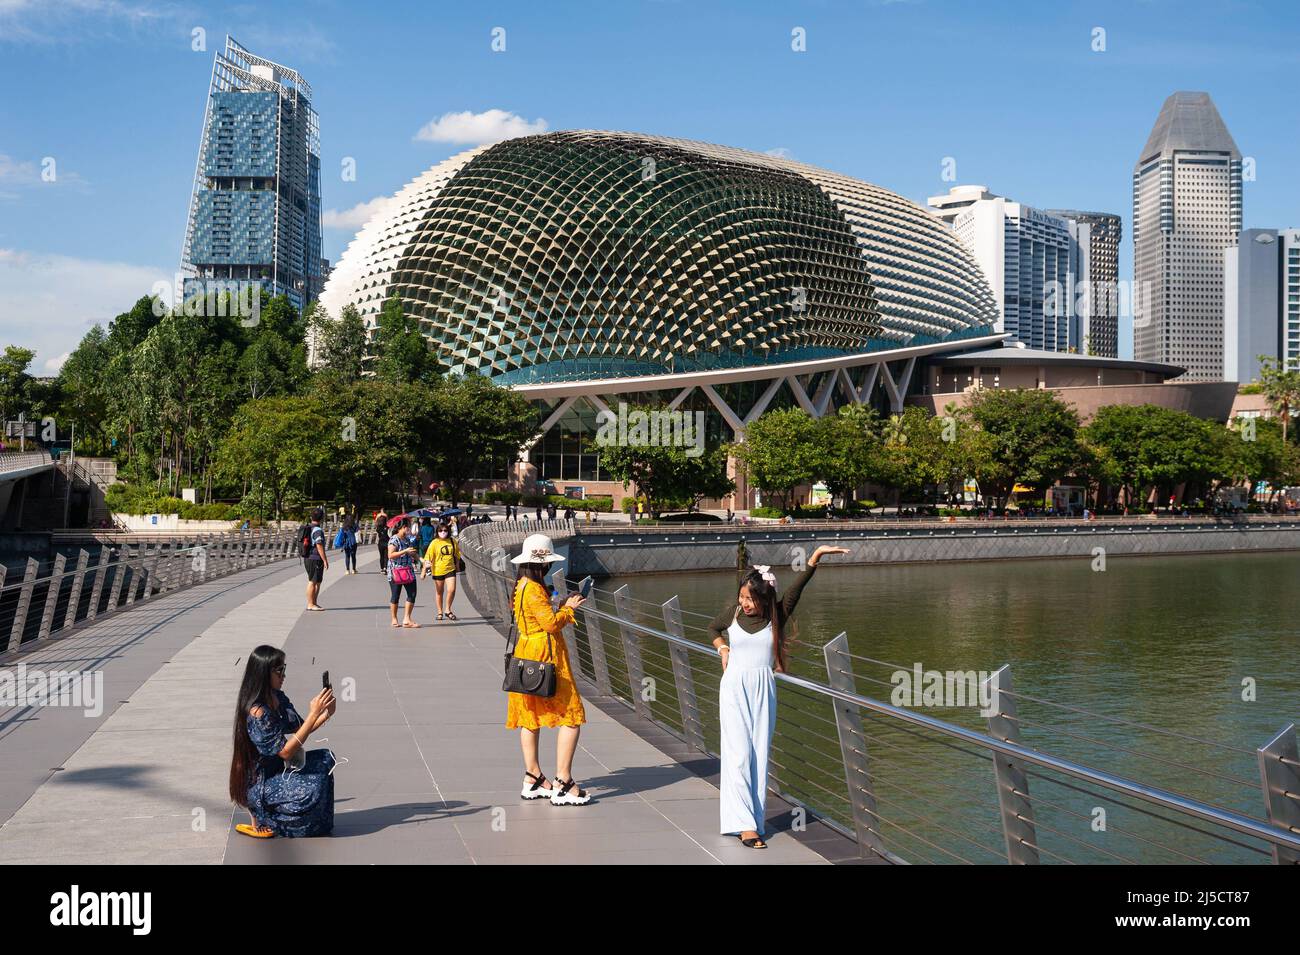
2, 0, 1297, 371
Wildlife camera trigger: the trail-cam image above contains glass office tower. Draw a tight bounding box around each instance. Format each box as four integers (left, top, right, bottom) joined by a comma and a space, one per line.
180, 36, 322, 312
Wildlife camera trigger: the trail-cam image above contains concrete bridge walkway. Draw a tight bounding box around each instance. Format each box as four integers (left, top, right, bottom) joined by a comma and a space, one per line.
0, 546, 830, 865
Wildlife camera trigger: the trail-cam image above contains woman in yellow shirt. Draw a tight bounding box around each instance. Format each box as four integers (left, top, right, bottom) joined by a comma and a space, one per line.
507, 533, 590, 805
421, 522, 462, 621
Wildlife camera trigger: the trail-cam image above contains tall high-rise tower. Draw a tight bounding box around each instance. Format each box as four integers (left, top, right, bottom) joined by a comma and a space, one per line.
1132, 91, 1241, 380
181, 36, 322, 311
1046, 210, 1123, 358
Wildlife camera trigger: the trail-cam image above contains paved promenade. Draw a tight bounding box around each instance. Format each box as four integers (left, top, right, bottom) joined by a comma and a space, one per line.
0, 547, 831, 865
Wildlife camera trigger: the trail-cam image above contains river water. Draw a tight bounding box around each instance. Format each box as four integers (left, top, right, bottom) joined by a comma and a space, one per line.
603, 550, 1300, 863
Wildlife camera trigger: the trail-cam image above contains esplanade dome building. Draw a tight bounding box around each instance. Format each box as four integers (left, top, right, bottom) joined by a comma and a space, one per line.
319, 130, 1007, 502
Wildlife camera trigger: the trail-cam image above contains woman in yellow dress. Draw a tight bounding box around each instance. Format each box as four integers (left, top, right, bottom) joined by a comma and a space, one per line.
507, 533, 590, 805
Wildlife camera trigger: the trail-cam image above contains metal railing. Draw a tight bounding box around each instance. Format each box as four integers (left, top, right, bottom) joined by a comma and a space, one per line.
457, 520, 1300, 865
0, 526, 311, 656
0, 448, 53, 476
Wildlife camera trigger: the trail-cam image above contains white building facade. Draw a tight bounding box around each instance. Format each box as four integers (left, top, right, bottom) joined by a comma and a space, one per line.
932, 189, 1081, 352
1224, 228, 1300, 383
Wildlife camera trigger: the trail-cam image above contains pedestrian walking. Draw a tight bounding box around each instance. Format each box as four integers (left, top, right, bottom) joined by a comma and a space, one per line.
300, 507, 328, 611
375, 509, 390, 573
422, 521, 462, 620
387, 521, 419, 629
334, 515, 359, 574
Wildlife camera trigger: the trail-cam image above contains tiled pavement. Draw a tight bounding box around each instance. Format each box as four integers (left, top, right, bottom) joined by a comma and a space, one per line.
0, 547, 835, 864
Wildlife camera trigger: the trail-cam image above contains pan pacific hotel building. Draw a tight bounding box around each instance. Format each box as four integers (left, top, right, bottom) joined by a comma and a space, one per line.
320, 131, 1174, 506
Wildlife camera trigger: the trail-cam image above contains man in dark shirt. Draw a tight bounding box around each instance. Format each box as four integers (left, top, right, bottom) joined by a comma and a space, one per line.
305, 507, 328, 611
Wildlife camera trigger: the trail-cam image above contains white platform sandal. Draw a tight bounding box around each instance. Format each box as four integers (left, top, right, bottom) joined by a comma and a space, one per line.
521, 771, 552, 800
549, 777, 591, 806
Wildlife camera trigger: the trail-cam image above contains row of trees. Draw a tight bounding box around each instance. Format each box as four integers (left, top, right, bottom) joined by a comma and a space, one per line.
8, 292, 537, 519
732, 389, 1300, 514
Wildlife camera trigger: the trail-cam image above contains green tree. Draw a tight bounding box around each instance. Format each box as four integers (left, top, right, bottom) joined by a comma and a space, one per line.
874, 407, 947, 509
57, 326, 112, 454
311, 303, 368, 383
817, 404, 882, 508
965, 389, 1080, 510
238, 293, 308, 400
313, 377, 424, 511
1256, 355, 1300, 443
426, 374, 537, 503
216, 395, 332, 520
374, 294, 438, 384
0, 345, 35, 424
730, 407, 821, 514
1083, 404, 1229, 510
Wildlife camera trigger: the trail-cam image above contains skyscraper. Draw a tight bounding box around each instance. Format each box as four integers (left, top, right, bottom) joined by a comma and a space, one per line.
1046, 210, 1123, 358
930, 187, 1081, 352
180, 36, 323, 312
1224, 229, 1300, 383
1132, 91, 1242, 380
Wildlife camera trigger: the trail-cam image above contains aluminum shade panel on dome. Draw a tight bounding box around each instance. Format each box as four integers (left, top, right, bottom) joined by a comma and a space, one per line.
319, 130, 999, 384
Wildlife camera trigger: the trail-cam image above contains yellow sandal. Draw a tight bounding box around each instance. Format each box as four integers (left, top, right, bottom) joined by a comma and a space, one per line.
235, 823, 275, 839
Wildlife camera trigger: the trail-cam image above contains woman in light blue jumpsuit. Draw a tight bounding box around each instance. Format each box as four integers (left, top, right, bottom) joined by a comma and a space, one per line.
709, 545, 847, 848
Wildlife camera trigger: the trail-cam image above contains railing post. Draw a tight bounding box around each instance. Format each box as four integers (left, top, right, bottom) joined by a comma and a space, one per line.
86, 548, 110, 623
822, 632, 887, 859
1257, 724, 1300, 865
661, 595, 708, 752
240, 531, 251, 571
37, 553, 65, 642
577, 580, 613, 697
123, 545, 141, 607
190, 537, 204, 586
983, 664, 1040, 864
612, 585, 652, 720
62, 550, 89, 630
8, 558, 39, 652
154, 543, 174, 596
199, 535, 213, 583
141, 545, 160, 602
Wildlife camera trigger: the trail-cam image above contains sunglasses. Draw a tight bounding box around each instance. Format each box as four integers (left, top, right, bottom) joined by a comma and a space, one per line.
273, 665, 287, 676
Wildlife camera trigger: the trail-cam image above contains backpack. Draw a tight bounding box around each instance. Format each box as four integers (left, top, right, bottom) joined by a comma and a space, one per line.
298, 523, 314, 559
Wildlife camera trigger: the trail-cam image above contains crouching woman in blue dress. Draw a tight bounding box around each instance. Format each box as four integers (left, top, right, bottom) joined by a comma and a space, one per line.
229, 645, 337, 838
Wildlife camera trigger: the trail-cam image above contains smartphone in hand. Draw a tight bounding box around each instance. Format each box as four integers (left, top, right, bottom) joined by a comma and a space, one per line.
322, 670, 330, 690
579, 578, 593, 599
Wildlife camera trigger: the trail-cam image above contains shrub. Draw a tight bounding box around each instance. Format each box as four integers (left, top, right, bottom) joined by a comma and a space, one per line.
547, 494, 613, 513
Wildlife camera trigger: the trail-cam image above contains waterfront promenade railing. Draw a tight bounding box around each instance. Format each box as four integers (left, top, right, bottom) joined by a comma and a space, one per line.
0, 526, 311, 656
458, 519, 1300, 865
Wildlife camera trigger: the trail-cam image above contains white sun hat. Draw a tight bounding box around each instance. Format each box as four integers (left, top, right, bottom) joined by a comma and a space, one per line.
510, 533, 566, 565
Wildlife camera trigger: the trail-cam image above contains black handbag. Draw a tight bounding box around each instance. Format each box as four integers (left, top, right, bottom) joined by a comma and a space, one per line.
502, 584, 557, 697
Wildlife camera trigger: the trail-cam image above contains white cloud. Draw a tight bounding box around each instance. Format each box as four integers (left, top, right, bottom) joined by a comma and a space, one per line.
43, 350, 70, 372
0, 248, 169, 374
322, 195, 396, 232
414, 109, 547, 146
0, 0, 193, 44
764, 147, 794, 159
0, 153, 89, 193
